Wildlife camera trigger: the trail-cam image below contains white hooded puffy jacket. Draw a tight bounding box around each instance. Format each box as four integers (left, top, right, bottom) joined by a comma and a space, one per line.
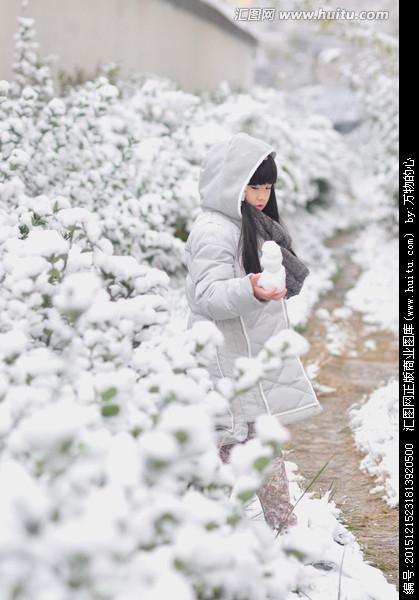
184, 132, 322, 444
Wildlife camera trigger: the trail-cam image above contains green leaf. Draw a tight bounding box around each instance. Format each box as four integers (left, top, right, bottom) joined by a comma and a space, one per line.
47, 268, 60, 283
101, 387, 118, 402
238, 489, 254, 503
31, 212, 47, 226
18, 224, 29, 239
4, 353, 19, 365
101, 404, 120, 417
60, 439, 73, 453
174, 558, 185, 571
131, 426, 142, 438
149, 458, 169, 470
174, 430, 188, 444
286, 549, 306, 561
41, 294, 52, 308
227, 514, 241, 527
254, 456, 270, 472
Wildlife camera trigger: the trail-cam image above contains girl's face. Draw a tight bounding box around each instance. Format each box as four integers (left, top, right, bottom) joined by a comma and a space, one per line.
244, 183, 273, 211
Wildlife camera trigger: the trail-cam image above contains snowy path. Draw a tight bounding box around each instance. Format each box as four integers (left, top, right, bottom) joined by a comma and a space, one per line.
284, 226, 399, 590
166, 222, 398, 597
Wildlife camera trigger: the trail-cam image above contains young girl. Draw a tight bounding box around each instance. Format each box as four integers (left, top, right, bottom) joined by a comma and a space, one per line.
184, 132, 323, 532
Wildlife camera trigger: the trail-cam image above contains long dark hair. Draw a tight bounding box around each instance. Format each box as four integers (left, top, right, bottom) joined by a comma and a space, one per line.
238, 154, 295, 274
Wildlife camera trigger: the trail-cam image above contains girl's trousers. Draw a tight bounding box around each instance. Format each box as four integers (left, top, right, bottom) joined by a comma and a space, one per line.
218, 421, 298, 531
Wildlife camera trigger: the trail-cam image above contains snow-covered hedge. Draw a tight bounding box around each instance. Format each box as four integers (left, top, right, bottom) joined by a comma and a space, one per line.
0, 173, 316, 597
1, 15, 351, 277
341, 26, 398, 210
0, 11, 366, 598
321, 18, 399, 233
1, 40, 314, 598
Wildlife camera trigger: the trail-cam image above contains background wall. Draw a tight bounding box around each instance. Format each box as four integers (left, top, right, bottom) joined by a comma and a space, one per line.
0, 0, 257, 92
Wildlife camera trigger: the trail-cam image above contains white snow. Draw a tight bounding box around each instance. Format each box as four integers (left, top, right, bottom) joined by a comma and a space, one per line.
349, 378, 399, 507
0, 13, 398, 596
5, 229, 69, 258
244, 459, 398, 599
345, 219, 398, 334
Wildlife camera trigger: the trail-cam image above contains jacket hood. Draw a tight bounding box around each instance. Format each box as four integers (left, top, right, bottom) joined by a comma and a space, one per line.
198, 132, 276, 225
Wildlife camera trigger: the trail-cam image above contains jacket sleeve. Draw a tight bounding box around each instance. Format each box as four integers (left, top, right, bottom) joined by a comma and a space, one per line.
187, 223, 266, 321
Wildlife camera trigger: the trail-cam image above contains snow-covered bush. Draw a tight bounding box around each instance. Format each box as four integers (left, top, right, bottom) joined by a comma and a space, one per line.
0, 10, 366, 597
349, 378, 399, 508
290, 4, 399, 232
0, 163, 317, 597
1, 12, 352, 278
11, 13, 55, 111
260, 0, 398, 233
340, 24, 398, 231
0, 73, 314, 597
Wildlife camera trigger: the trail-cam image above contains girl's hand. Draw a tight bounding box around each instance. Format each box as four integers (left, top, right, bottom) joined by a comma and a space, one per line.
250, 273, 287, 301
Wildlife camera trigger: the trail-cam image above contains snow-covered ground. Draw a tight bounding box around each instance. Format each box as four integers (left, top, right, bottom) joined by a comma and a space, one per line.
344, 217, 398, 335
168, 278, 398, 597
349, 378, 399, 508
168, 243, 399, 597
245, 459, 398, 599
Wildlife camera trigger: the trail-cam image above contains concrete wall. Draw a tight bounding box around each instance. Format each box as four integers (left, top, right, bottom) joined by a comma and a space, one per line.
0, 0, 257, 93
